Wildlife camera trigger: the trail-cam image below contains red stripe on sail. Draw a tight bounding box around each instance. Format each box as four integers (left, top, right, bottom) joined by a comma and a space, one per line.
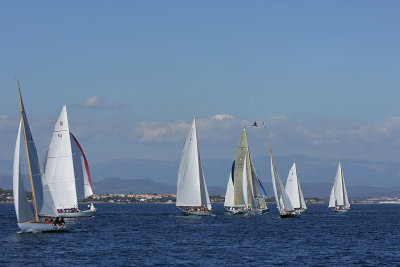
70, 133, 93, 190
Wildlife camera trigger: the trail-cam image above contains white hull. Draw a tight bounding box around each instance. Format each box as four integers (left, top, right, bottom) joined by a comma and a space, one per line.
225, 207, 265, 215
17, 222, 66, 233
295, 208, 307, 213
227, 210, 248, 215
332, 207, 349, 213
178, 207, 213, 216
58, 210, 96, 218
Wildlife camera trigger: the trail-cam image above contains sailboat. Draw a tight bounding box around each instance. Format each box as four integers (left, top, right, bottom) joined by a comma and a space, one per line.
42, 105, 96, 218
265, 124, 299, 218
224, 129, 268, 215
285, 162, 307, 213
13, 83, 66, 232
176, 118, 212, 216
328, 161, 350, 212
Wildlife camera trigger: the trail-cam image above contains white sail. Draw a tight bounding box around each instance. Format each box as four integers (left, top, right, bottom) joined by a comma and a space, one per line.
285, 162, 307, 210
285, 163, 300, 208
44, 105, 77, 210
329, 161, 350, 210
224, 170, 234, 207
271, 158, 294, 214
13, 120, 35, 223
279, 181, 294, 213
40, 173, 59, 216
299, 185, 307, 210
333, 162, 344, 206
242, 154, 249, 208
328, 187, 335, 208
176, 119, 202, 207
201, 166, 212, 210
343, 176, 350, 208
70, 132, 93, 199
341, 162, 350, 208
271, 158, 281, 212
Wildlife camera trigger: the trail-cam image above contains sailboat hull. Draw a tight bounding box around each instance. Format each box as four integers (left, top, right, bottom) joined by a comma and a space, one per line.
331, 207, 349, 213
280, 213, 300, 218
17, 222, 67, 233
225, 207, 265, 215
178, 208, 213, 216
58, 210, 96, 218
295, 208, 307, 213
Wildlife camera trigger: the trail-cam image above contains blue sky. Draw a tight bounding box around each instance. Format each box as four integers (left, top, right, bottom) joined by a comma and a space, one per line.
0, 1, 399, 163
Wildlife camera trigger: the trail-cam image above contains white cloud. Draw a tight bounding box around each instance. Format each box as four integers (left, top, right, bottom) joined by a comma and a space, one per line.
74, 96, 130, 110
211, 114, 234, 121
3, 112, 400, 162
0, 115, 18, 131
133, 121, 190, 142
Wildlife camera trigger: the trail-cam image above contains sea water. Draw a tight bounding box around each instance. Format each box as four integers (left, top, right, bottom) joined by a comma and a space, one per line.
0, 203, 399, 266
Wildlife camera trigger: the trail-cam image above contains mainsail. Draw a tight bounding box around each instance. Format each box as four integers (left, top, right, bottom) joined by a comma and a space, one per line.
176, 118, 211, 209
44, 105, 78, 211
13, 120, 35, 223
285, 162, 307, 211
233, 129, 249, 206
18, 87, 44, 220
16, 84, 58, 219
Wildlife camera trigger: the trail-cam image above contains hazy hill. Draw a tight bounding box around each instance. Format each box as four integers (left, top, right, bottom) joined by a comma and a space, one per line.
1, 155, 400, 198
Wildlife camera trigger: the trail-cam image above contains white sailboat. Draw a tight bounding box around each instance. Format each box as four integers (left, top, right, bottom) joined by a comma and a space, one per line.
13, 83, 66, 232
176, 118, 212, 216
224, 129, 268, 215
43, 105, 95, 218
265, 124, 299, 218
285, 162, 307, 213
328, 161, 350, 212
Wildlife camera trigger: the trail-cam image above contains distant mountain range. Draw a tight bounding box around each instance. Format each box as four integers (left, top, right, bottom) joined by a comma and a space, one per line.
1, 155, 400, 198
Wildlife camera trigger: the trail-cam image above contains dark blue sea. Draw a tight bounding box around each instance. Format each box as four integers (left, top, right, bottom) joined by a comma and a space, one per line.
1, 203, 399, 266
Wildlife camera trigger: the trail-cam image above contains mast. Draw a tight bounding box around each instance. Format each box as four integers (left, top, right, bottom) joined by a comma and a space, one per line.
17, 81, 39, 221
264, 123, 287, 213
